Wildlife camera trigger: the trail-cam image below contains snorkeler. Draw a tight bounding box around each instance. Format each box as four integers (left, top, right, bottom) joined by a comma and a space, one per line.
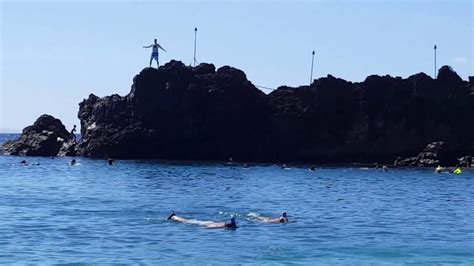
250, 212, 288, 223
452, 167, 462, 174
167, 212, 237, 229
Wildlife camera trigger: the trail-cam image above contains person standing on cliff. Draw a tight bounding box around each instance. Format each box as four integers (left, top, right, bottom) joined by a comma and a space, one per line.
70, 125, 77, 142
143, 39, 166, 68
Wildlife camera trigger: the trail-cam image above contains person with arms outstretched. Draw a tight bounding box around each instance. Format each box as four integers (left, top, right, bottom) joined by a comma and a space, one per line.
143, 39, 166, 68
168, 212, 237, 229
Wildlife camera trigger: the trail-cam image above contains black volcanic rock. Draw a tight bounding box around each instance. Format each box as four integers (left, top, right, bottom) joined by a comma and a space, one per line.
2, 114, 71, 156
77, 61, 270, 160
74, 62, 474, 165
437, 65, 463, 86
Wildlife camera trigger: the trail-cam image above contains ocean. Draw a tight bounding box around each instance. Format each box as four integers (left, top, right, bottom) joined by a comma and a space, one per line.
0, 133, 473, 264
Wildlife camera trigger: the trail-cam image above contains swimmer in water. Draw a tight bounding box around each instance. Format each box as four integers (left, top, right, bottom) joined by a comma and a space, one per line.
251, 212, 288, 223
167, 212, 237, 229
435, 165, 446, 173
70, 159, 77, 166
107, 158, 115, 165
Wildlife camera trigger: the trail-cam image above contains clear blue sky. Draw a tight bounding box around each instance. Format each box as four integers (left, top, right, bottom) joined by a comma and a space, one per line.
1, 1, 473, 132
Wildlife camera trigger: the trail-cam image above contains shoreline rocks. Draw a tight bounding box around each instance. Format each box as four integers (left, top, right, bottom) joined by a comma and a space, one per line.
2, 114, 75, 156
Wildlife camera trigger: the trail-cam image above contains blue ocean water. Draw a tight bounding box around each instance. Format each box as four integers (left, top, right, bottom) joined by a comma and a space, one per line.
0, 134, 473, 264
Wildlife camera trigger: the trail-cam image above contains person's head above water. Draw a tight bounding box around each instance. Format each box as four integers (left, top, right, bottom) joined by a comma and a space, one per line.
280, 212, 289, 222
225, 217, 237, 229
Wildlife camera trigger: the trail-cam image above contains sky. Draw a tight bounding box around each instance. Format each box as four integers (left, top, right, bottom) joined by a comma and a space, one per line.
1, 0, 473, 132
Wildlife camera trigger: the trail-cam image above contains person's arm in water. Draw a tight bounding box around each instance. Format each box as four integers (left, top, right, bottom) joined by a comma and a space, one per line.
143, 44, 153, 48
158, 44, 167, 52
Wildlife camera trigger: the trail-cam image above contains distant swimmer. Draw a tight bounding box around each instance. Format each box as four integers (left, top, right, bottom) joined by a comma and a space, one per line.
435, 165, 446, 173
167, 212, 237, 229
143, 39, 166, 68
20, 160, 28, 166
70, 125, 77, 142
70, 159, 77, 166
250, 212, 288, 223
382, 165, 388, 172
309, 166, 316, 171
452, 167, 462, 174
107, 158, 115, 165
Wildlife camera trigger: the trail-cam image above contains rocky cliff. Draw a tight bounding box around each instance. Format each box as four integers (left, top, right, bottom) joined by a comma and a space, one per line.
4, 61, 473, 166
77, 61, 270, 161
75, 61, 474, 164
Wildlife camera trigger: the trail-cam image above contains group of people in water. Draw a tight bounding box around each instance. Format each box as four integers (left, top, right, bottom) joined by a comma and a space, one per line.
167, 212, 288, 230
435, 165, 463, 174
18, 158, 115, 166
17, 158, 465, 175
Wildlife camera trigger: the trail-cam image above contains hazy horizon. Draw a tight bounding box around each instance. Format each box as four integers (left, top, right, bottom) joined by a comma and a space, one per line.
1, 1, 473, 132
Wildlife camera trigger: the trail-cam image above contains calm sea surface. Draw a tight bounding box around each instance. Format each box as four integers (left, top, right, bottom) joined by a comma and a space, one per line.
0, 133, 473, 264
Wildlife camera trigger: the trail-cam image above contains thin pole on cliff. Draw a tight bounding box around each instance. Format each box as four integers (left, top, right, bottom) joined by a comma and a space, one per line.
310, 50, 315, 85
434, 44, 437, 78
193, 27, 198, 67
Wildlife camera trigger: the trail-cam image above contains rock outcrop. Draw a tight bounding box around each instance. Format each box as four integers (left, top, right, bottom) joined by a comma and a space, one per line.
3, 61, 473, 166
77, 61, 270, 160
2, 114, 72, 156
74, 61, 474, 165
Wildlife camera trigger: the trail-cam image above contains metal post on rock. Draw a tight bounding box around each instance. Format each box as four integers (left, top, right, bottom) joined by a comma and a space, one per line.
310, 50, 315, 85
434, 44, 437, 78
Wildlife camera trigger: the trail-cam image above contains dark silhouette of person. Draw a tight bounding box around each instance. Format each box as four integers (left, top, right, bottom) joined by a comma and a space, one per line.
70, 125, 77, 142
